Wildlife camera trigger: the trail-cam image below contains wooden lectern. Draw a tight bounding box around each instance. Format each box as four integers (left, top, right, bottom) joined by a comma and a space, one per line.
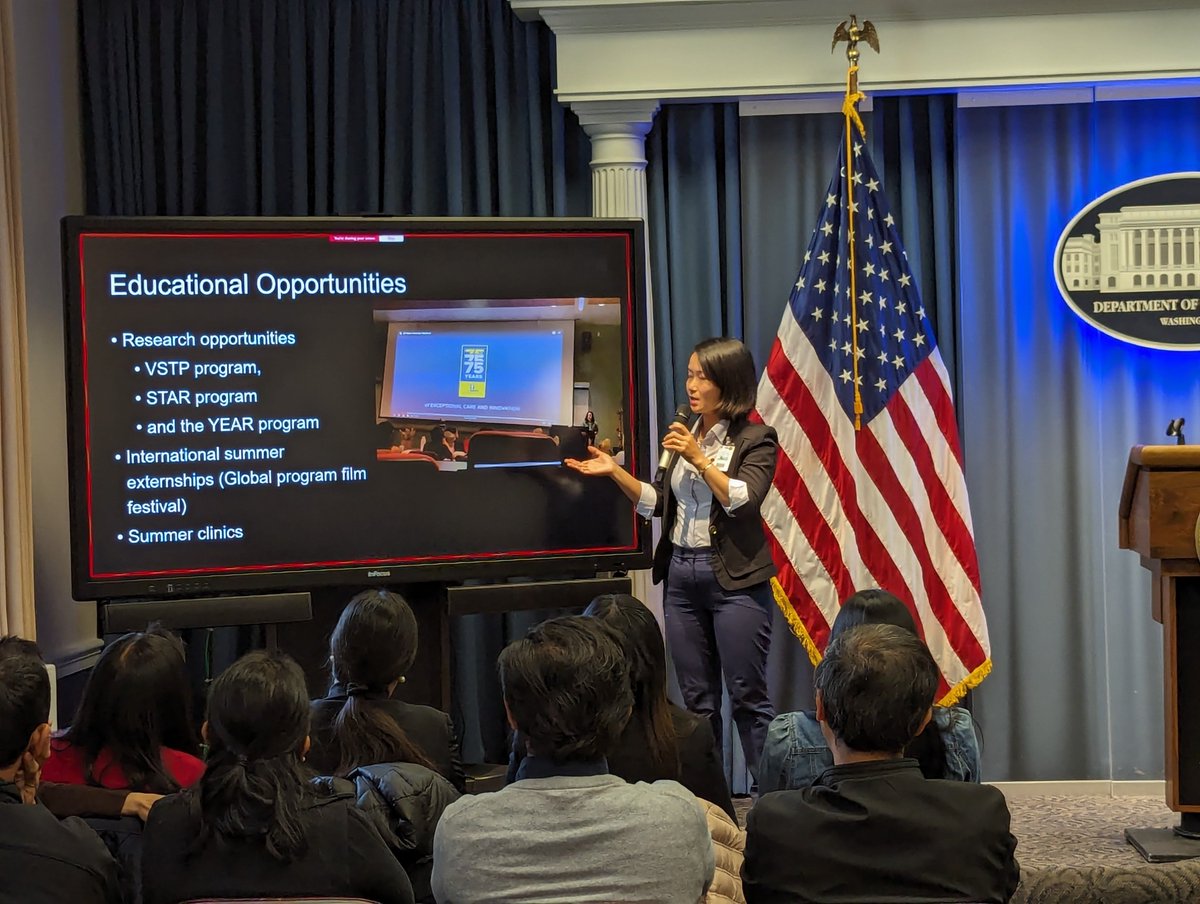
1119, 444, 1200, 860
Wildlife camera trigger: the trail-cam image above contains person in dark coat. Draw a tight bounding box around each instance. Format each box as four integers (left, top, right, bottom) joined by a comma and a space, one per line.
507, 593, 735, 819
567, 337, 778, 777
314, 760, 459, 903
308, 589, 465, 792
743, 624, 1019, 904
0, 636, 120, 904
141, 650, 413, 904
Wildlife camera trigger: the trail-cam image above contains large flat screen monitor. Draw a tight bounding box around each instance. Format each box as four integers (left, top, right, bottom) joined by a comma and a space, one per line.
62, 217, 651, 601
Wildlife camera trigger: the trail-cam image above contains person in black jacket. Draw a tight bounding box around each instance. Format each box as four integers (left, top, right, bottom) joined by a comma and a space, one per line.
141, 650, 413, 904
566, 337, 778, 776
314, 760, 459, 904
506, 593, 735, 819
308, 589, 465, 792
743, 624, 1019, 904
0, 636, 120, 904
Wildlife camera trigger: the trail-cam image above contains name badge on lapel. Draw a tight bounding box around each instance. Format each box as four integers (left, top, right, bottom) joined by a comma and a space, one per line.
711, 443, 734, 473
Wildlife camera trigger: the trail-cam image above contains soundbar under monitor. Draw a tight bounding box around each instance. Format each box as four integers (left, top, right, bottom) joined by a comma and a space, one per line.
62, 217, 652, 601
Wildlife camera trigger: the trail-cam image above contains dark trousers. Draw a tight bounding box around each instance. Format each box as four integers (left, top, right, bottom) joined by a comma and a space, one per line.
664, 547, 775, 781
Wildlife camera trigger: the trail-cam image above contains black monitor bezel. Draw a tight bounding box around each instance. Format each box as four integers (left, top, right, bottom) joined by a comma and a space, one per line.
61, 215, 653, 601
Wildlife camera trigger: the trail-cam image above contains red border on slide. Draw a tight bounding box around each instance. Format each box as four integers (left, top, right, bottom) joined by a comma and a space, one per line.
78, 230, 641, 580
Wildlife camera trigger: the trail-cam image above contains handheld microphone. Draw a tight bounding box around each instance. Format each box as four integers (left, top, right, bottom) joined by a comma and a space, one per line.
656, 404, 693, 480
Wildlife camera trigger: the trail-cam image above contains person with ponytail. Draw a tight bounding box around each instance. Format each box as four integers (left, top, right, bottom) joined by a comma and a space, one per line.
141, 650, 414, 904
308, 589, 464, 791
506, 594, 735, 820
307, 590, 461, 904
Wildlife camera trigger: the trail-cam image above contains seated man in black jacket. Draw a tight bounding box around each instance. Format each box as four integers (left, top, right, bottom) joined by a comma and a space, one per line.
0, 636, 121, 904
743, 624, 1020, 904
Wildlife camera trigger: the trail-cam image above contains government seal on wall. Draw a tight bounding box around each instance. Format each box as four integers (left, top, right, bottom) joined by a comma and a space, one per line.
1055, 173, 1200, 350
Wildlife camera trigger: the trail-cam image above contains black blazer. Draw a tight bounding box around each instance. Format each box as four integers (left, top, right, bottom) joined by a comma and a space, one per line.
743, 759, 1020, 904
309, 687, 466, 793
0, 780, 120, 904
141, 789, 414, 904
650, 418, 778, 591
506, 703, 735, 820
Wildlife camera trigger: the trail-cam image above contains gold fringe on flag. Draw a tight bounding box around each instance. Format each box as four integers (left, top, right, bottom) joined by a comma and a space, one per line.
771, 576, 993, 707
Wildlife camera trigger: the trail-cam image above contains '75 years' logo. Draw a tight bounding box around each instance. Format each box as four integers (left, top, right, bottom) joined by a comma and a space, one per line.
459, 345, 488, 398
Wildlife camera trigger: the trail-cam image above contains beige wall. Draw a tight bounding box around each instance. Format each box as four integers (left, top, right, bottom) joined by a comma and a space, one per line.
12, 0, 95, 665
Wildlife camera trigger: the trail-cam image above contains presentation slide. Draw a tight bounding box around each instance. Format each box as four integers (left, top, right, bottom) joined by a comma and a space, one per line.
63, 223, 645, 598
380, 321, 573, 426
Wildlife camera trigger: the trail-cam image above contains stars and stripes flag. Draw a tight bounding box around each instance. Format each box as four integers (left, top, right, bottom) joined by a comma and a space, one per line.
754, 116, 991, 703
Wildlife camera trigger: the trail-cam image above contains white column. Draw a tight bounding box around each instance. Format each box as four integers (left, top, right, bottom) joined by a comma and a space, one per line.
573, 100, 665, 622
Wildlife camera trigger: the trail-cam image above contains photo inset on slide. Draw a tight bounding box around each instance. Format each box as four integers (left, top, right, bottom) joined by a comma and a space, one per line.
373, 297, 625, 470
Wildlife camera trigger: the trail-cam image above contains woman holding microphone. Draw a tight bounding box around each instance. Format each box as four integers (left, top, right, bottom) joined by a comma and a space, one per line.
566, 337, 778, 778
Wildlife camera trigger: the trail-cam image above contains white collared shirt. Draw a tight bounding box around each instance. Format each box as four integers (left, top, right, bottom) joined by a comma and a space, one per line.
635, 419, 749, 549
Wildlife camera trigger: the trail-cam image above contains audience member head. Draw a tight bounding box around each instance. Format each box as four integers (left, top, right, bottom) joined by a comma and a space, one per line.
0, 637, 51, 777
64, 627, 198, 793
815, 623, 939, 758
499, 616, 632, 763
829, 588, 951, 778
830, 588, 918, 641
583, 594, 678, 773
691, 337, 759, 422
598, 437, 613, 455
193, 650, 311, 862
327, 589, 434, 775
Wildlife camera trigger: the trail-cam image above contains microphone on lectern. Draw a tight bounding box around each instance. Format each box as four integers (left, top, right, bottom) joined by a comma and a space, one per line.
1167, 417, 1186, 446
656, 404, 693, 481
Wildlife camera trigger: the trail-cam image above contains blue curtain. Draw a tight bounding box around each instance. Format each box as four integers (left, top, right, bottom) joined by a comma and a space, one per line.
79, 0, 591, 218
956, 97, 1200, 780
646, 103, 743, 426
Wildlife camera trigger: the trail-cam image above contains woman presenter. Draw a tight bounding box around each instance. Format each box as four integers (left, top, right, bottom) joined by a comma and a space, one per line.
566, 336, 777, 777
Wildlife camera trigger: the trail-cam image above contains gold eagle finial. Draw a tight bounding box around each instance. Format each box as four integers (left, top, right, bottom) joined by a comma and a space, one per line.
832, 14, 880, 57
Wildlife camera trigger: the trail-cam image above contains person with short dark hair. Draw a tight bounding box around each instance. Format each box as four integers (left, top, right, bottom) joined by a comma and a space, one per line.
566, 337, 778, 777
743, 624, 1019, 904
758, 588, 981, 791
0, 636, 121, 904
507, 593, 734, 819
432, 616, 714, 904
141, 650, 414, 904
42, 629, 204, 792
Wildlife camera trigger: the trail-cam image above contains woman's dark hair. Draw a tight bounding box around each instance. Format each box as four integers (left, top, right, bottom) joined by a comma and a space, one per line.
829, 588, 919, 640
828, 588, 946, 778
583, 594, 679, 775
190, 650, 311, 863
327, 589, 435, 776
692, 337, 759, 422
63, 628, 199, 793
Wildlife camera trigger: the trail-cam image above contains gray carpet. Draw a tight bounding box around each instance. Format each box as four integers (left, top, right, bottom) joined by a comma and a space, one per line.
1006, 794, 1178, 869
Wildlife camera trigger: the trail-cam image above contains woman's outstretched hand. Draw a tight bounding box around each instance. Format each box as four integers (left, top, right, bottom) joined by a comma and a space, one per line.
564, 445, 616, 477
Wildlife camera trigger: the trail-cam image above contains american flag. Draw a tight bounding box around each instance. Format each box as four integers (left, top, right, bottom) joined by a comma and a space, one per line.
754, 127, 991, 703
